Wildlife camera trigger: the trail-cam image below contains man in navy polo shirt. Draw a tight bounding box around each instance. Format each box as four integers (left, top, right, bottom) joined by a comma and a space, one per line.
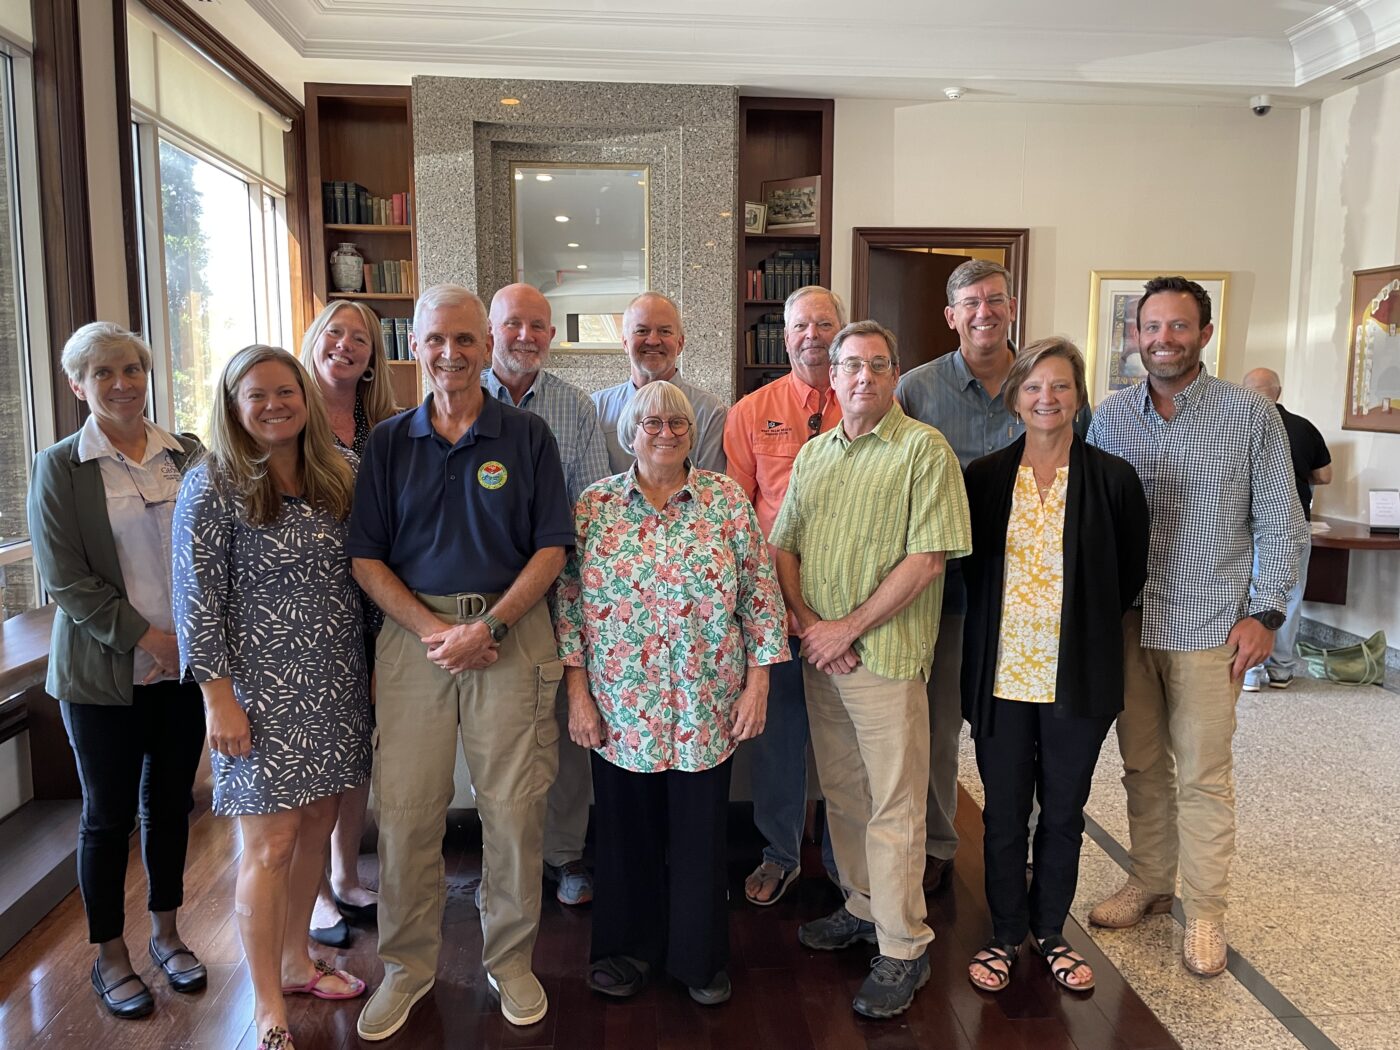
348, 284, 574, 1038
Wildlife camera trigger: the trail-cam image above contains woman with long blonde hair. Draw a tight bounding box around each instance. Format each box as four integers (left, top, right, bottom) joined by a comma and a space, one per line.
173, 344, 371, 1050
298, 301, 399, 945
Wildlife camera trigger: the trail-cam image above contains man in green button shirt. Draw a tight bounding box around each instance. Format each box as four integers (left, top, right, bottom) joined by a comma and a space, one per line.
770, 320, 972, 1020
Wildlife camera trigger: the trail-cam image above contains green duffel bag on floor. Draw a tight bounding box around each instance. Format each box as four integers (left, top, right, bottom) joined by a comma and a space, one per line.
1296, 630, 1387, 686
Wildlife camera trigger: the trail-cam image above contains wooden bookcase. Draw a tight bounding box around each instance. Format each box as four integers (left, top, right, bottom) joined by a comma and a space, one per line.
303, 83, 420, 407
735, 97, 834, 398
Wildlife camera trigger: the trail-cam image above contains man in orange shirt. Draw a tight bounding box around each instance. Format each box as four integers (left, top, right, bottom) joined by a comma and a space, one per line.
724, 285, 844, 905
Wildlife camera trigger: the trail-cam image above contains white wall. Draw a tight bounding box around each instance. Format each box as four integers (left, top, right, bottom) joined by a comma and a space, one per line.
831, 98, 1301, 382
1289, 70, 1400, 642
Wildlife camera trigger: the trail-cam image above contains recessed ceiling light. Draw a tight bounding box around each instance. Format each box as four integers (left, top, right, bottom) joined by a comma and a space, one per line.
554, 215, 569, 222
577, 264, 588, 269
535, 174, 553, 181
567, 242, 579, 248
500, 97, 521, 106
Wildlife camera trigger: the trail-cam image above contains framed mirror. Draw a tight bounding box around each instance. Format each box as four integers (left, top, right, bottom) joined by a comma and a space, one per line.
511, 162, 650, 352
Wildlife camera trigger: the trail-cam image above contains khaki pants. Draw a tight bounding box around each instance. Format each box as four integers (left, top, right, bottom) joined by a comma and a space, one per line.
372, 597, 560, 991
543, 681, 592, 866
1117, 608, 1239, 923
803, 663, 932, 959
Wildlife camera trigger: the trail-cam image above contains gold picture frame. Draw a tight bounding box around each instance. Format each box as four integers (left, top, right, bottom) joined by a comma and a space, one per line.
1085, 270, 1229, 404
1343, 264, 1400, 434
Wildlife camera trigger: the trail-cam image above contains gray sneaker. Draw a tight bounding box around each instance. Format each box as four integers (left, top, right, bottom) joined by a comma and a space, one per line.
1267, 671, 1294, 690
544, 860, 593, 905
852, 952, 930, 1019
688, 969, 731, 1006
798, 906, 877, 951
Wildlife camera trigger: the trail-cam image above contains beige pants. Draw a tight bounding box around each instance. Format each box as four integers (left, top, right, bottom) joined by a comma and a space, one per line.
803, 662, 932, 959
543, 681, 592, 866
1117, 608, 1240, 923
372, 597, 560, 991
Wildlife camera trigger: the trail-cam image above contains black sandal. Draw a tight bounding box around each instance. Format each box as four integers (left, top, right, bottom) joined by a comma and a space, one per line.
967, 940, 1019, 993
587, 955, 650, 998
1036, 934, 1095, 991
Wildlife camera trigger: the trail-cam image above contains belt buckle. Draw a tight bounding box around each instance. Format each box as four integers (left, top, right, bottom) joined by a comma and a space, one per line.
456, 592, 488, 621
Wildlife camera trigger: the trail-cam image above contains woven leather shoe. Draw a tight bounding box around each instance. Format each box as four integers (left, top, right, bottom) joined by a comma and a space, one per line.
1088, 882, 1173, 929
798, 905, 878, 951
852, 952, 930, 1019
1183, 918, 1228, 976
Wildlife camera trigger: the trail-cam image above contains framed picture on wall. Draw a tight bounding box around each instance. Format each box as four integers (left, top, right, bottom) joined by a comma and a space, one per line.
743, 201, 767, 234
1344, 264, 1400, 434
1085, 270, 1229, 404
762, 176, 820, 233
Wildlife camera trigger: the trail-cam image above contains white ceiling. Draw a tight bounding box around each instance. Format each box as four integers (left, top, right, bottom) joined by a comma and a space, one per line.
188, 0, 1400, 106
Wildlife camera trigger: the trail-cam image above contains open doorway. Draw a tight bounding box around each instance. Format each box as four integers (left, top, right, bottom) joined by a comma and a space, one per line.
851, 228, 1029, 371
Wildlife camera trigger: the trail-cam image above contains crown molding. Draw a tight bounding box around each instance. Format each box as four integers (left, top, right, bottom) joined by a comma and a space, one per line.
1288, 0, 1400, 83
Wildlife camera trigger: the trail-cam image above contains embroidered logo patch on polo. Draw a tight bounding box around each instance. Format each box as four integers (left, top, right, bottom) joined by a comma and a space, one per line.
477, 461, 508, 490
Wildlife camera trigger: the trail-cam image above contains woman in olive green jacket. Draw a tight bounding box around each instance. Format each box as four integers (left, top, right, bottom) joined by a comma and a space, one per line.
27, 323, 207, 1020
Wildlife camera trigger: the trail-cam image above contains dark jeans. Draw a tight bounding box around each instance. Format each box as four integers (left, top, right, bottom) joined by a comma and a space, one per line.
974, 698, 1113, 945
589, 752, 731, 989
60, 681, 206, 944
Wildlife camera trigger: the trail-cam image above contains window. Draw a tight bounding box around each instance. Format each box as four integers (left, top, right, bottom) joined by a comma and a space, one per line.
0, 43, 52, 621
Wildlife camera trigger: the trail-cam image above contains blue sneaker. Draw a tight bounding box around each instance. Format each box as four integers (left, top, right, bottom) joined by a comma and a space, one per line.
544, 860, 593, 905
1242, 667, 1266, 693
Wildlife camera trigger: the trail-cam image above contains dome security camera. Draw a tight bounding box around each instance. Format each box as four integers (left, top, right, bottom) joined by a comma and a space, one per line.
1250, 94, 1272, 116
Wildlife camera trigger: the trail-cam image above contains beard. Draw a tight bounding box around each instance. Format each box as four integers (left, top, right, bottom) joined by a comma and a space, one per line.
496, 344, 545, 376
1140, 340, 1202, 380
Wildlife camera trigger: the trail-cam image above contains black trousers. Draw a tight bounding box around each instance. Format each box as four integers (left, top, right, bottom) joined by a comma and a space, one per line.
973, 699, 1113, 945
589, 752, 731, 989
60, 681, 206, 944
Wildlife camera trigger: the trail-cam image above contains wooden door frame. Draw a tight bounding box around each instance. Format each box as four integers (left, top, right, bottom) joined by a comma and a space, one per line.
851, 227, 1030, 348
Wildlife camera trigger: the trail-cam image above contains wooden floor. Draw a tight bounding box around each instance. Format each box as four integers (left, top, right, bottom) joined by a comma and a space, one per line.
0, 784, 1181, 1050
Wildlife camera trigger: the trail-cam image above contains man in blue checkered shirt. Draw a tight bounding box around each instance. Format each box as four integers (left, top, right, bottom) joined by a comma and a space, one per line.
1085, 276, 1306, 979
484, 283, 610, 909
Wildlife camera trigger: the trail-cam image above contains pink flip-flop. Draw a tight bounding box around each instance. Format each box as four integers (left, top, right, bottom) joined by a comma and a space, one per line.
281, 958, 366, 1000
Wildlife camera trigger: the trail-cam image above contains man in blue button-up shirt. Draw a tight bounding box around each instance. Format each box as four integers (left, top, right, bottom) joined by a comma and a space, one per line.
484, 283, 609, 910
895, 260, 1089, 895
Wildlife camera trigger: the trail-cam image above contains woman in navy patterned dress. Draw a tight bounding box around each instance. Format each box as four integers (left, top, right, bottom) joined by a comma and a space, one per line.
173, 345, 371, 1050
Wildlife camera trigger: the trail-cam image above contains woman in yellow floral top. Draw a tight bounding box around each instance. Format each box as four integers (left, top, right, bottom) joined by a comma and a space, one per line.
960, 339, 1149, 995
553, 380, 788, 1007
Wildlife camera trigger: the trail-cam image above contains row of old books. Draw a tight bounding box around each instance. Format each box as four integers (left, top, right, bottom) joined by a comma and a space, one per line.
363, 259, 417, 295
377, 317, 416, 361
322, 182, 413, 226
748, 312, 787, 365
744, 248, 820, 301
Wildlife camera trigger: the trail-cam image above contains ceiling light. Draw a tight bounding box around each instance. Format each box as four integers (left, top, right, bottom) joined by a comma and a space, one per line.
567, 242, 579, 248
554, 215, 569, 222
535, 174, 553, 181
500, 97, 521, 106
577, 264, 588, 269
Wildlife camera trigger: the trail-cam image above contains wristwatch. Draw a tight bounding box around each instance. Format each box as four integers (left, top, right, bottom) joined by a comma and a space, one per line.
1250, 610, 1286, 631
480, 612, 509, 642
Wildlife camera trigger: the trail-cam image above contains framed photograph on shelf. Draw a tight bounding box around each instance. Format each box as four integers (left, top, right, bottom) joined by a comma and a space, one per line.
1085, 270, 1229, 403
743, 201, 767, 235
761, 175, 820, 234
1344, 264, 1400, 434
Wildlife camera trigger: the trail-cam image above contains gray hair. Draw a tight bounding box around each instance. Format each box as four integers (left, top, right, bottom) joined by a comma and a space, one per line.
828, 320, 899, 369
61, 321, 153, 382
623, 291, 684, 336
946, 259, 1014, 305
783, 285, 847, 328
617, 380, 696, 457
413, 283, 487, 335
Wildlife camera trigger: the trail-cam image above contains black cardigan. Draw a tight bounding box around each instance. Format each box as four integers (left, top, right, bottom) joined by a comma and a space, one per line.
960, 434, 1149, 737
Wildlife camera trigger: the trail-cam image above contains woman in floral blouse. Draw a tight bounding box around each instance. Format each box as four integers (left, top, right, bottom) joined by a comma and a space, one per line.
554, 380, 788, 1008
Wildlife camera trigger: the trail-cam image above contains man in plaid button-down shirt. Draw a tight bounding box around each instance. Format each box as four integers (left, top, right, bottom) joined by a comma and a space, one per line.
1086, 276, 1306, 978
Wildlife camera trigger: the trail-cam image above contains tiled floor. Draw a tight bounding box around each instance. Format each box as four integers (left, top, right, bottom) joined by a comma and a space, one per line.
959, 674, 1400, 1050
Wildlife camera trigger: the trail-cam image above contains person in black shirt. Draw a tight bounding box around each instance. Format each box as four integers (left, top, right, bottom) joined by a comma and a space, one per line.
1241, 368, 1332, 690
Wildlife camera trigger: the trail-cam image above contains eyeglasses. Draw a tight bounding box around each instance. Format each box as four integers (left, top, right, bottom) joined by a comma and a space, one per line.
951, 294, 1011, 312
833, 356, 893, 375
118, 457, 177, 509
638, 416, 691, 436
806, 412, 823, 439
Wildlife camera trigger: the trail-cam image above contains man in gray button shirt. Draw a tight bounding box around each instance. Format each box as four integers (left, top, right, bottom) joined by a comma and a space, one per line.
592, 292, 727, 474
895, 259, 1090, 893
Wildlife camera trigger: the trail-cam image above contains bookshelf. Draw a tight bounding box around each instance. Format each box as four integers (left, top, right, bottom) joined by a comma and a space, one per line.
736, 98, 834, 397
303, 83, 420, 407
